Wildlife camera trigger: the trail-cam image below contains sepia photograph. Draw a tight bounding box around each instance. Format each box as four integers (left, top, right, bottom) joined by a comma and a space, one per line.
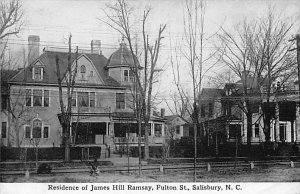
0, 0, 300, 190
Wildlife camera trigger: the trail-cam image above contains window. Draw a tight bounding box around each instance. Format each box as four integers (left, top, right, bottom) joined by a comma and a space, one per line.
254, 123, 259, 138
280, 123, 286, 142
129, 70, 134, 82
78, 92, 89, 107
124, 70, 129, 81
25, 123, 49, 139
71, 92, 77, 107
141, 123, 151, 136
26, 89, 31, 107
201, 104, 205, 117
90, 71, 93, 77
1, 122, 7, 138
176, 125, 180, 135
1, 95, 8, 110
229, 124, 241, 139
123, 70, 134, 82
26, 89, 49, 107
154, 124, 162, 137
44, 90, 49, 107
33, 89, 42, 106
90, 92, 95, 107
34, 67, 43, 80
80, 65, 86, 73
116, 93, 125, 109
43, 126, 49, 138
208, 103, 213, 117
32, 119, 42, 138
25, 126, 31, 138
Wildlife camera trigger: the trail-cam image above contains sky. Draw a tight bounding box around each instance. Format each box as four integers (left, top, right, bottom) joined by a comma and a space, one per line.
4, 0, 300, 114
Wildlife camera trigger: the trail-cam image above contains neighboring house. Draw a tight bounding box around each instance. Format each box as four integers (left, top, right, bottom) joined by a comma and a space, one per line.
199, 77, 300, 146
1, 36, 165, 150
165, 115, 188, 139
1, 69, 19, 147
199, 88, 227, 146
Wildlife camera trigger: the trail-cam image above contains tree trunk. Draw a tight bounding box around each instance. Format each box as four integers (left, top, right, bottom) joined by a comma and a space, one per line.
246, 112, 252, 152
264, 113, 271, 143
144, 123, 149, 160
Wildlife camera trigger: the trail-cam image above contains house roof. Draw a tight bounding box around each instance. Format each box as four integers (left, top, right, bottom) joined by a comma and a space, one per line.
200, 88, 224, 98
165, 115, 180, 122
9, 51, 121, 87
106, 43, 138, 68
1, 69, 19, 94
164, 115, 188, 124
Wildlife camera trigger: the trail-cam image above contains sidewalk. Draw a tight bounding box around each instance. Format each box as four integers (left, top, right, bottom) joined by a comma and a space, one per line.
101, 153, 147, 166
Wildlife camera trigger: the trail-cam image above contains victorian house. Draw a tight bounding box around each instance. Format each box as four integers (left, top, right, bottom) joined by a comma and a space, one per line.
1, 35, 165, 151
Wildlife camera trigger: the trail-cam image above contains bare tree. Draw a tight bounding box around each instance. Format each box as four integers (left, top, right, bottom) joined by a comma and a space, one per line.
0, 49, 37, 149
0, 0, 23, 149
0, 0, 23, 39
169, 0, 220, 182
218, 7, 296, 147
102, 0, 166, 165
207, 68, 238, 89
55, 35, 78, 162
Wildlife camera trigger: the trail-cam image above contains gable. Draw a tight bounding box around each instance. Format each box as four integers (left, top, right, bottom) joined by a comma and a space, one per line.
65, 54, 104, 85
173, 116, 186, 125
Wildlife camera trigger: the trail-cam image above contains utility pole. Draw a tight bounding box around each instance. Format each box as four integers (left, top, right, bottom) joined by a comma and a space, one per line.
296, 35, 300, 143
289, 34, 300, 143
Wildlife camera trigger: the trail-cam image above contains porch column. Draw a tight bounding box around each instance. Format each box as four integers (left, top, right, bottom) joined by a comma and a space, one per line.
106, 122, 109, 135
296, 104, 300, 142
151, 123, 154, 137
161, 124, 165, 136
291, 120, 294, 143
275, 102, 280, 142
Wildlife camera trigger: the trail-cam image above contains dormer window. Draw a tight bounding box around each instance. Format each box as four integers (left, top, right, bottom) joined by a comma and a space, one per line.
33, 67, 43, 80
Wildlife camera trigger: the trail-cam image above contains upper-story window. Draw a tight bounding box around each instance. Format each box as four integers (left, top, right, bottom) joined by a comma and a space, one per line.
33, 67, 43, 80
78, 92, 89, 107
2, 122, 7, 138
72, 92, 77, 107
44, 90, 49, 107
123, 70, 134, 82
254, 123, 259, 138
72, 92, 95, 107
116, 93, 125, 109
90, 92, 95, 107
80, 65, 86, 73
26, 89, 32, 106
154, 124, 162, 137
26, 89, 50, 107
33, 89, 42, 106
124, 70, 129, 81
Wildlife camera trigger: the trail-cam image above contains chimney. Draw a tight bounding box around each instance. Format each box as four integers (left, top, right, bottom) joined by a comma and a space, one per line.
28, 35, 40, 65
161, 108, 165, 118
91, 40, 101, 55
